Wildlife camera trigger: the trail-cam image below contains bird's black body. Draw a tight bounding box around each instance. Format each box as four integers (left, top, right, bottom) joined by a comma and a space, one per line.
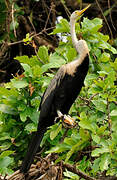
20, 54, 89, 173
40, 53, 89, 121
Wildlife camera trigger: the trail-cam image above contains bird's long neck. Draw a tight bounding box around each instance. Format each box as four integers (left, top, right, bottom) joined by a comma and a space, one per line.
65, 18, 89, 76
70, 18, 89, 60
70, 18, 78, 49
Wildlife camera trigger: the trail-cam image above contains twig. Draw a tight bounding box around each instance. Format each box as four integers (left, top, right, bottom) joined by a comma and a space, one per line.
31, 26, 55, 38
34, 48, 45, 65
107, 0, 116, 31
28, 16, 36, 33
88, 93, 99, 102
42, 0, 52, 26
63, 162, 97, 180
78, 93, 98, 108
5, 0, 11, 37
60, 0, 71, 18
7, 40, 23, 46
0, 42, 9, 58
107, 97, 112, 136
44, 4, 52, 30
8, 27, 55, 47
11, 2, 16, 37
95, 0, 113, 39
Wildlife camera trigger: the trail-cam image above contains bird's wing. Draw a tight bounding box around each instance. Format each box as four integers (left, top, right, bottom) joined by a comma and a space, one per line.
39, 66, 65, 110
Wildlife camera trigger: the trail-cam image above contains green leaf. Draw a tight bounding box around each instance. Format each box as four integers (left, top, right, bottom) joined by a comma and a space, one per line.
92, 147, 109, 157
20, 107, 34, 122
110, 110, 117, 116
92, 148, 103, 157
98, 33, 109, 42
0, 87, 18, 97
66, 47, 77, 62
92, 158, 100, 172
0, 132, 11, 141
92, 134, 100, 144
99, 41, 117, 54
25, 123, 37, 133
32, 65, 41, 77
23, 33, 32, 44
79, 112, 95, 132
49, 52, 66, 63
79, 120, 94, 131
0, 167, 14, 176
82, 17, 102, 33
21, 63, 33, 77
30, 110, 39, 124
0, 142, 12, 151
50, 124, 62, 140
41, 53, 66, 73
20, 111, 27, 122
98, 52, 110, 62
52, 18, 70, 34
111, 133, 117, 144
15, 55, 30, 64
11, 79, 28, 89
0, 157, 13, 168
92, 18, 103, 26
97, 126, 107, 135
92, 99, 107, 112
99, 154, 111, 171
110, 58, 117, 71
15, 55, 40, 67
64, 169, 79, 180
0, 151, 14, 158
38, 46, 49, 63
64, 137, 76, 146
97, 71, 108, 76
65, 140, 87, 162
46, 143, 71, 154
0, 104, 17, 115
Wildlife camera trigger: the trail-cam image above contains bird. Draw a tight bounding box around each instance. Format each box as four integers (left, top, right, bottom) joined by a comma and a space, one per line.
20, 5, 90, 174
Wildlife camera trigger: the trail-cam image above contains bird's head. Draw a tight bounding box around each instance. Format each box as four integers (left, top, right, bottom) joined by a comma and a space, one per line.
70, 4, 91, 20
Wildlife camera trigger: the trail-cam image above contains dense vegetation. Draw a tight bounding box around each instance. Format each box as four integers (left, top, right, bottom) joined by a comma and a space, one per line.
0, 0, 117, 179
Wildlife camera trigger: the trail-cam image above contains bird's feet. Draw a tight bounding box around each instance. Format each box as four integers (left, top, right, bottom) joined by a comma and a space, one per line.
63, 114, 75, 126
54, 110, 75, 127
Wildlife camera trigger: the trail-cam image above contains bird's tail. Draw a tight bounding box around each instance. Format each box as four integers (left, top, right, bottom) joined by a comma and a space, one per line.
20, 128, 46, 173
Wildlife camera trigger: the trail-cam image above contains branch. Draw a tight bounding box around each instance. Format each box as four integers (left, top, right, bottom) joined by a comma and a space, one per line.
78, 93, 98, 109
11, 2, 16, 37
63, 162, 97, 180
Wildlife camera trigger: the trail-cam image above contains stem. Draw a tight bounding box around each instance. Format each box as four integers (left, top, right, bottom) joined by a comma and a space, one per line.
107, 97, 112, 136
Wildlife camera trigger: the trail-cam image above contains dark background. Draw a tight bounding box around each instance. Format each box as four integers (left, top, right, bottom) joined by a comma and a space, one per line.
0, 0, 117, 83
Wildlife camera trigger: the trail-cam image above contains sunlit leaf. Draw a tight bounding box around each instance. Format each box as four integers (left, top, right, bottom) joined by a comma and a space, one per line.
110, 110, 117, 116
11, 79, 28, 89
52, 18, 70, 34
38, 46, 49, 63
99, 154, 111, 171
0, 151, 14, 158
0, 104, 17, 115
50, 124, 62, 140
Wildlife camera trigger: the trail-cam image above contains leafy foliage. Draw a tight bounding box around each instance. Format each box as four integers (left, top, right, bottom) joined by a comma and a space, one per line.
0, 15, 117, 179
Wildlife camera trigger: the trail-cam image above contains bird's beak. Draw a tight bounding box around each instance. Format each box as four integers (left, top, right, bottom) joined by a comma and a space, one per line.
77, 4, 91, 16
